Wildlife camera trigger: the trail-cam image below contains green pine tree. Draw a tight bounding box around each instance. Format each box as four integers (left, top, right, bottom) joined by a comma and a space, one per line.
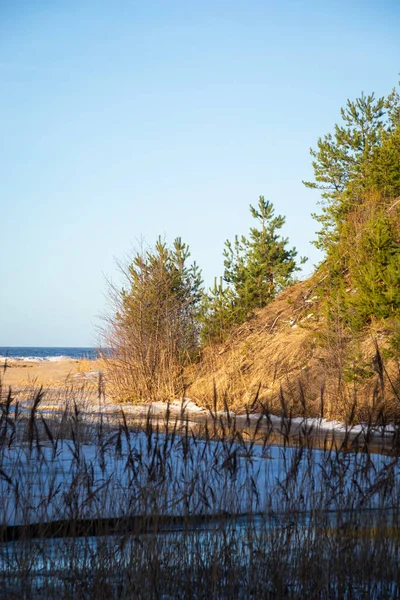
224, 197, 304, 316
201, 197, 305, 343
368, 123, 400, 198
303, 86, 400, 252
199, 277, 236, 344
304, 81, 400, 332
346, 209, 400, 329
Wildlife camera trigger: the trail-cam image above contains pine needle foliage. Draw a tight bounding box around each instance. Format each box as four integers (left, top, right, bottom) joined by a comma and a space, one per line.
305, 81, 400, 334
201, 197, 305, 343
303, 86, 400, 252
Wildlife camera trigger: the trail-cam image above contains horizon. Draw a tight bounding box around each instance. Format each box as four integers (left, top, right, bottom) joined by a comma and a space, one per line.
1, 1, 399, 346
0, 345, 97, 349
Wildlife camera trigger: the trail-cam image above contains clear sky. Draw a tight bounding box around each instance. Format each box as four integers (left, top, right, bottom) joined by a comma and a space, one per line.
1, 0, 399, 347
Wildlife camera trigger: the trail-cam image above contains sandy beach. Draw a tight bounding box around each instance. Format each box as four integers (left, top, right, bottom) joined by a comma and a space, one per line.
0, 358, 100, 389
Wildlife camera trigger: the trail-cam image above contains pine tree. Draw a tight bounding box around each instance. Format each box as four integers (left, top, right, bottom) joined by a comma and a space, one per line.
201, 197, 305, 342
303, 87, 400, 252
224, 197, 304, 317
304, 81, 400, 332
368, 123, 400, 198
345, 208, 400, 329
199, 277, 236, 343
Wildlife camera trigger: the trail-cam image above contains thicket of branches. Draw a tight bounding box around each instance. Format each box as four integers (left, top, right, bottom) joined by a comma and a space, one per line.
105, 238, 202, 401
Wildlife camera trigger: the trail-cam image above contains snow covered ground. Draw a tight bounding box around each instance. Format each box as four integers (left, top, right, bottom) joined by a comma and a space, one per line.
1, 419, 399, 528
1, 401, 399, 599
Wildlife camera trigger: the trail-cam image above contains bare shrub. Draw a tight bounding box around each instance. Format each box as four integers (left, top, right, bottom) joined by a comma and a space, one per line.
103, 238, 202, 403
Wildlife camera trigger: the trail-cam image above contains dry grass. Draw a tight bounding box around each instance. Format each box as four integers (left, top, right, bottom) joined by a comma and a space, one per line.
186, 277, 400, 422
0, 380, 400, 599
186, 278, 324, 409
100, 269, 400, 422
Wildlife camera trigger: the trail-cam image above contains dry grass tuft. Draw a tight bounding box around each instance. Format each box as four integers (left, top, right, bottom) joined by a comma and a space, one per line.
186, 277, 400, 422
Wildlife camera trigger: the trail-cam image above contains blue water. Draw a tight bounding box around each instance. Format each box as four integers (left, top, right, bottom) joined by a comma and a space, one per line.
0, 347, 99, 361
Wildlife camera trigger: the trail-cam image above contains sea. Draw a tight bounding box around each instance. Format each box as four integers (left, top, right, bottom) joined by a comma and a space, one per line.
0, 347, 99, 362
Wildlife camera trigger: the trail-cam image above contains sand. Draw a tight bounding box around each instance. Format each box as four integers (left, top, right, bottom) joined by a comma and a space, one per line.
0, 358, 100, 389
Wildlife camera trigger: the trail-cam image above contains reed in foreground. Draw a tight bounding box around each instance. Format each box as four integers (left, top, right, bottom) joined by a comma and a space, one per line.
0, 383, 399, 599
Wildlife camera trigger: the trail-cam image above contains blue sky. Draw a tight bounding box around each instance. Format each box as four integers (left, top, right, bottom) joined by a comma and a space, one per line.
1, 0, 399, 346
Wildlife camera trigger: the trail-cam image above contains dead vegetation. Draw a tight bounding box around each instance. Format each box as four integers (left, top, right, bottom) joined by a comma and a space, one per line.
185, 276, 400, 422
1, 355, 400, 598
0, 378, 400, 599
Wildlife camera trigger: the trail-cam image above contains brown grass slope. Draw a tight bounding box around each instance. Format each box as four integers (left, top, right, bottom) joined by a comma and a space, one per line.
186, 275, 400, 422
